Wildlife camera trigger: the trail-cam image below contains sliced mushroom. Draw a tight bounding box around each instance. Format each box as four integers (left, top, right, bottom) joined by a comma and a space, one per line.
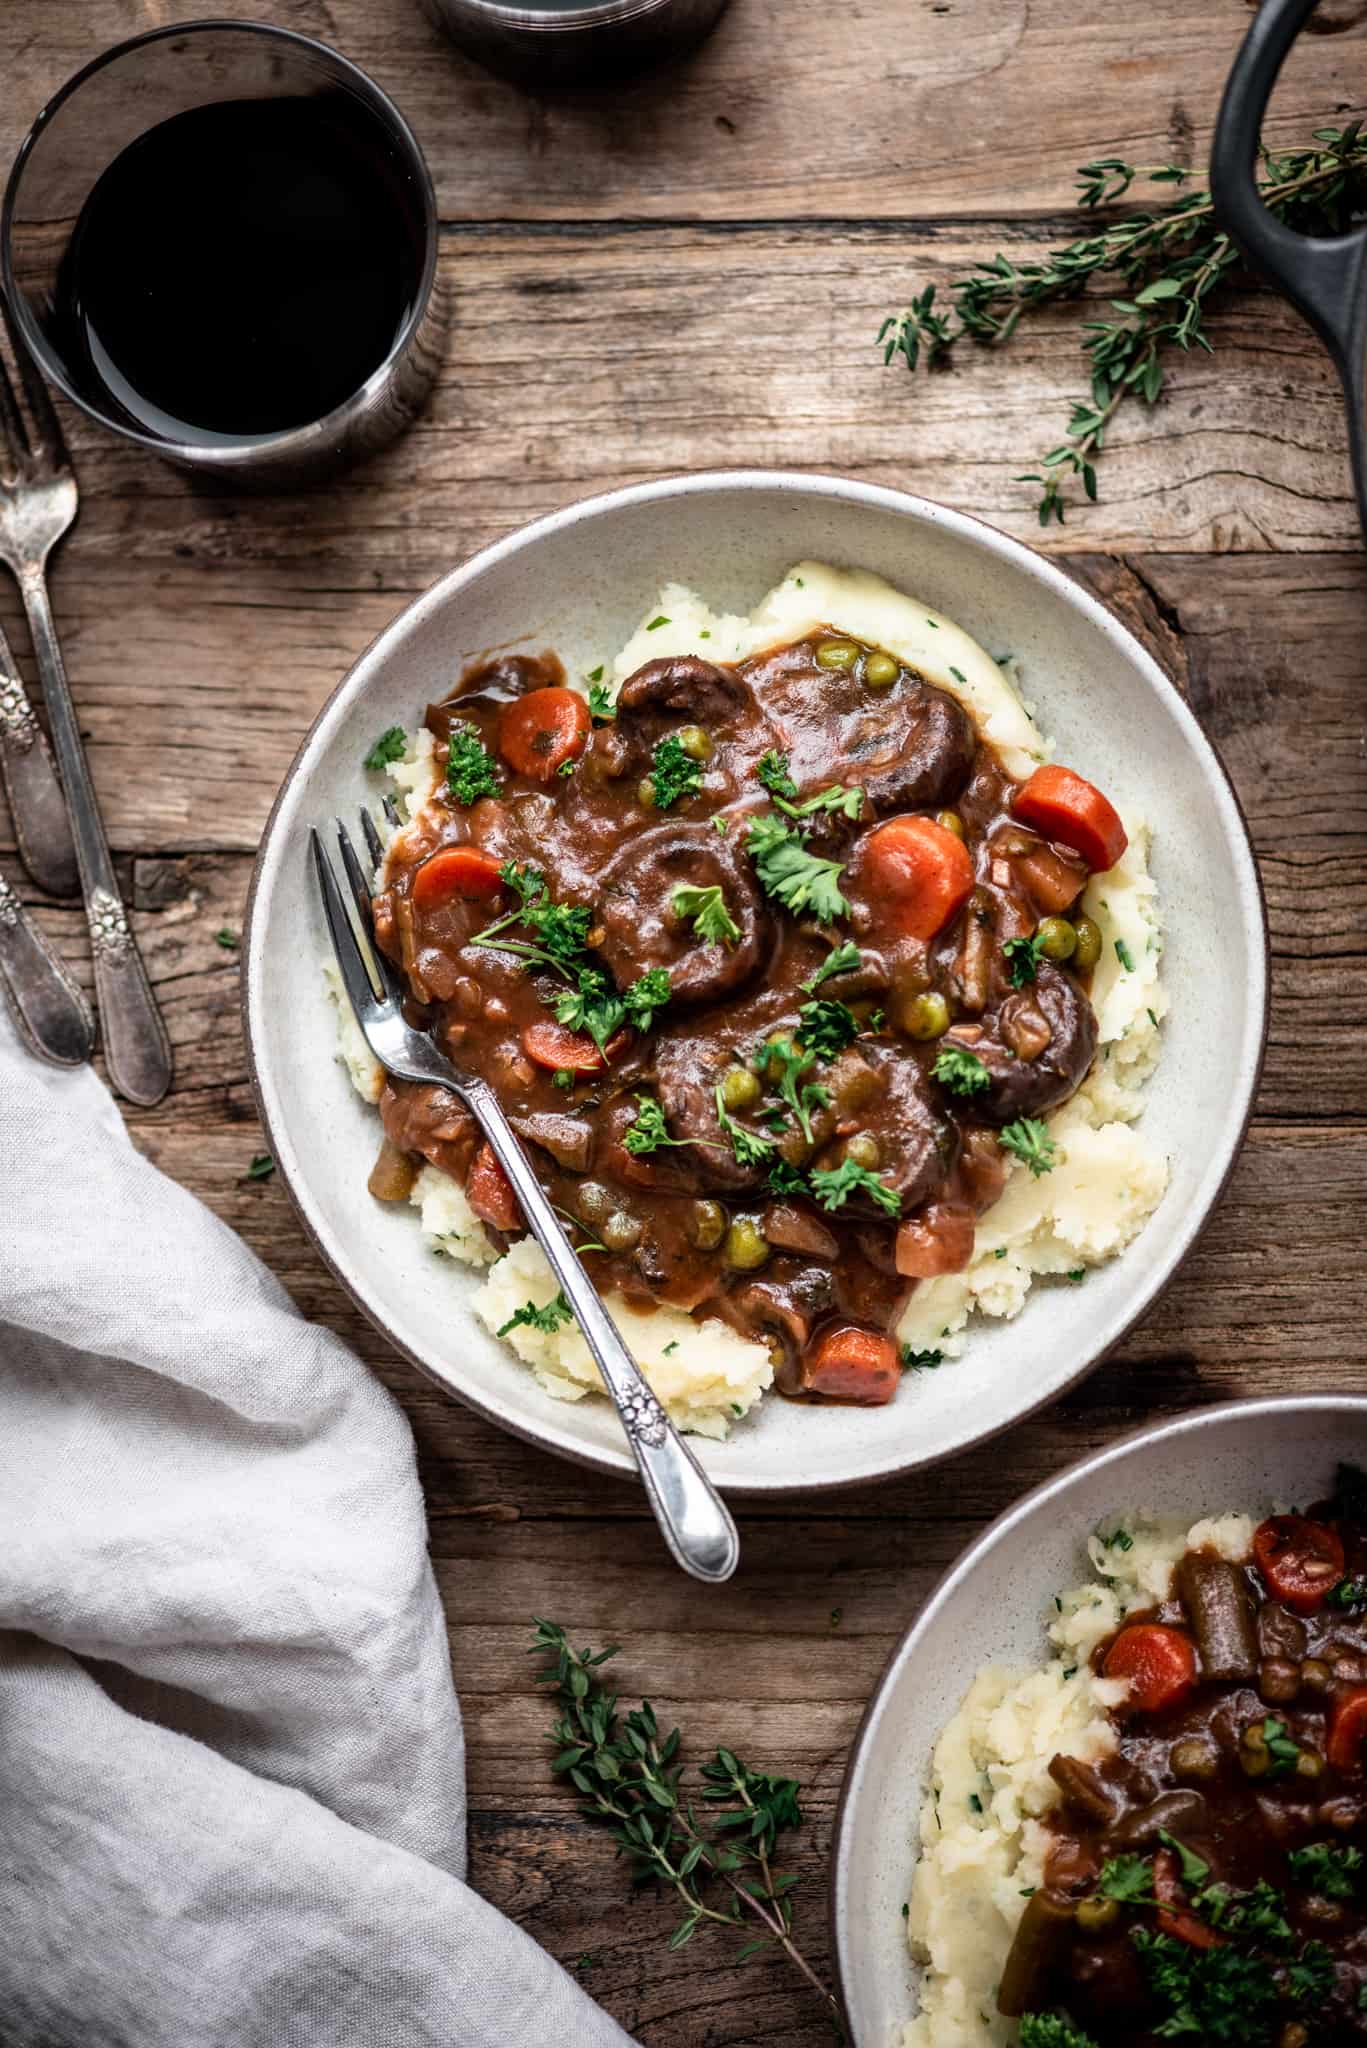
762, 1203, 840, 1261
653, 1031, 768, 1194
722, 1267, 836, 1389
827, 1042, 957, 1212
616, 654, 755, 733
594, 822, 773, 1005
965, 962, 1098, 1127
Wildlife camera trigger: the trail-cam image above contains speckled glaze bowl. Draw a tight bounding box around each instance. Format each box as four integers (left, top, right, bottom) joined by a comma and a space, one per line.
832, 1395, 1367, 2046
244, 471, 1267, 1494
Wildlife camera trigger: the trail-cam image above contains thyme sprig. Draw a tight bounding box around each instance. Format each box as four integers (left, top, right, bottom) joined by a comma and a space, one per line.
878, 125, 1367, 523
532, 1621, 839, 2023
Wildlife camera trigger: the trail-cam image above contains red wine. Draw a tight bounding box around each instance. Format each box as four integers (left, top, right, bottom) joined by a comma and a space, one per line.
53, 96, 426, 442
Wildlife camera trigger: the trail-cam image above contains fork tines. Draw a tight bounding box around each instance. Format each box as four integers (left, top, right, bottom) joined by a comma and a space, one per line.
0, 292, 69, 477
310, 818, 400, 1023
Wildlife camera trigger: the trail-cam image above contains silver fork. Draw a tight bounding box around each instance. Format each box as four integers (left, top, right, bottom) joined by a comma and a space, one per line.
0, 298, 171, 1106
313, 817, 740, 1585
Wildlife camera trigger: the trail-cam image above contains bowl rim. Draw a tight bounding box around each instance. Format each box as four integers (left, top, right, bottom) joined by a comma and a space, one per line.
243, 466, 1271, 1496
828, 1391, 1367, 2038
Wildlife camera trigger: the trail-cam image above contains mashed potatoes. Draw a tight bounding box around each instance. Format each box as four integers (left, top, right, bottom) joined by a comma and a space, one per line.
327, 563, 1168, 1437
903, 1510, 1255, 2047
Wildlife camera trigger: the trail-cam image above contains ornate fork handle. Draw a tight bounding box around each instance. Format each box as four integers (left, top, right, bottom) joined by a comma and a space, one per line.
18, 565, 171, 1105
0, 628, 78, 899
0, 868, 93, 1065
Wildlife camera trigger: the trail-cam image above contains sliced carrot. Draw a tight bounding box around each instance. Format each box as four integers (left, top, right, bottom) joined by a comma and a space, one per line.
1012, 765, 1128, 873
1327, 1685, 1367, 1774
799, 1324, 901, 1405
862, 815, 974, 940
497, 686, 591, 782
895, 1202, 975, 1279
1253, 1515, 1346, 1615
465, 1141, 520, 1232
520, 1018, 627, 1073
1153, 1848, 1223, 1950
411, 846, 506, 909
1102, 1623, 1197, 1714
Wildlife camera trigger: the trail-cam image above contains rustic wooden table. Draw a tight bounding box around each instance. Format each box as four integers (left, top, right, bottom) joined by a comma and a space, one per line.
4, 3, 1366, 2039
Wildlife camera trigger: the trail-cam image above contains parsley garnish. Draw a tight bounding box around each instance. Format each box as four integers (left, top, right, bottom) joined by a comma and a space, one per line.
672, 883, 741, 947
555, 964, 672, 1053
498, 1291, 574, 1338
1019, 2019, 1100, 2048
215, 927, 239, 949
1115, 936, 1136, 971
1288, 1842, 1363, 1899
1003, 932, 1046, 986
801, 941, 862, 993
364, 725, 407, 771
1102, 1527, 1135, 1552
446, 723, 502, 805
755, 1034, 830, 1144
809, 1158, 902, 1218
1000, 1117, 1058, 1176
756, 749, 799, 802
588, 681, 616, 723
246, 1152, 275, 1181
901, 1346, 944, 1372
765, 1158, 807, 1199
1328, 1574, 1367, 1609
713, 1085, 774, 1168
754, 750, 863, 821
646, 614, 670, 631
1159, 1831, 1210, 1889
1097, 1854, 1155, 1902
1257, 1716, 1301, 1779
1132, 1929, 1281, 2044
623, 1094, 703, 1157
473, 863, 591, 980
796, 998, 860, 1060
746, 814, 850, 923
931, 1044, 991, 1096
647, 734, 704, 810
1285, 1941, 1335, 2002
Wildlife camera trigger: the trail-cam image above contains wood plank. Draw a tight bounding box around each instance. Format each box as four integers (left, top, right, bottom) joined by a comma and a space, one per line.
0, 224, 1354, 595
2, 0, 1363, 224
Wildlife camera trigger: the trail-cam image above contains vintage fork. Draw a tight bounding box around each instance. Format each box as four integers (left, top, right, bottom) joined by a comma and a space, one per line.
312, 816, 741, 1585
0, 299, 171, 1105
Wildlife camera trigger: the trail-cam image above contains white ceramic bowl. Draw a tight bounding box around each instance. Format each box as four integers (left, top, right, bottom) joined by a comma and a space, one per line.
832, 1394, 1367, 2045
244, 471, 1267, 1494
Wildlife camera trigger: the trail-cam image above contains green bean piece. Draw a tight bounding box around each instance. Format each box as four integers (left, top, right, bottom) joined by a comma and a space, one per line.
1072, 915, 1103, 970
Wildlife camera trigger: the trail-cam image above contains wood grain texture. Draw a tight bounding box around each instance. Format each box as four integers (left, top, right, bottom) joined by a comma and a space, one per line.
2, 2, 1365, 2040
3, 0, 1366, 224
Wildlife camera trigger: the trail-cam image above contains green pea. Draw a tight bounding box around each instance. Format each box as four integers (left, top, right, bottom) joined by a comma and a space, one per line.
687, 1199, 726, 1251
844, 1131, 882, 1170
601, 1210, 644, 1253
863, 650, 899, 690
1036, 916, 1078, 963
637, 777, 657, 809
777, 1127, 814, 1167
1072, 916, 1103, 970
675, 724, 714, 762
935, 810, 965, 841
720, 1066, 762, 1112
902, 991, 950, 1041
815, 638, 860, 671
723, 1217, 770, 1271
1074, 1895, 1120, 1934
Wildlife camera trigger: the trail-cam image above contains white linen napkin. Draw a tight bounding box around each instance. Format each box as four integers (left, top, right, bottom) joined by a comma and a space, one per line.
0, 1007, 634, 2048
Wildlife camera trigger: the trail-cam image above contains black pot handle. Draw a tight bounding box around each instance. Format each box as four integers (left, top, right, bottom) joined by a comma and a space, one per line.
1211, 0, 1367, 532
